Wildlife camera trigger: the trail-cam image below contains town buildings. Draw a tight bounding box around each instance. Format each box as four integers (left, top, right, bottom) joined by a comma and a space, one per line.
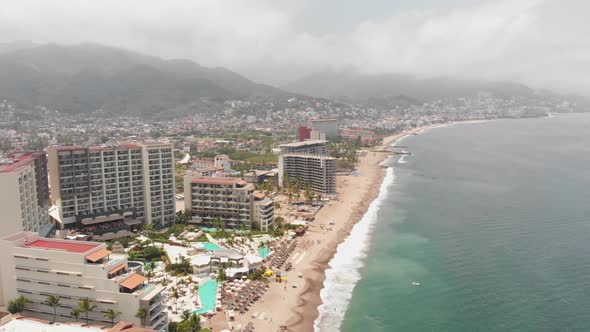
340, 128, 376, 144
278, 140, 336, 194
184, 177, 274, 231
0, 232, 167, 331
297, 126, 312, 142
47, 143, 175, 232
309, 118, 338, 139
0, 152, 52, 238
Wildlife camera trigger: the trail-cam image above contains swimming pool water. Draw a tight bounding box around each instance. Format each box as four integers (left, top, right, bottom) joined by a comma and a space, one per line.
258, 247, 270, 258
193, 279, 218, 314
203, 242, 221, 251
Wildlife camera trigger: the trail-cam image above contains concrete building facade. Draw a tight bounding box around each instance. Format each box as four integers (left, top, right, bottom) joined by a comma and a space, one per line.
309, 119, 338, 139
278, 140, 336, 194
47, 143, 175, 230
0, 232, 167, 331
184, 177, 274, 231
278, 154, 336, 194
0, 152, 51, 238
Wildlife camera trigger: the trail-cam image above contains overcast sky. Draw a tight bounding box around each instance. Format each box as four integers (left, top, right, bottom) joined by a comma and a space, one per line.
0, 0, 588, 94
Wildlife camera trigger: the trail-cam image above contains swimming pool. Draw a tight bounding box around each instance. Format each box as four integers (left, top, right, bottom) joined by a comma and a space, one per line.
258, 247, 270, 258
193, 279, 218, 315
203, 242, 221, 251
201, 227, 248, 234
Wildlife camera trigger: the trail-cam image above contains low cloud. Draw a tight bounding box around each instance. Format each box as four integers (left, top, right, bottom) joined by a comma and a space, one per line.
0, 0, 587, 94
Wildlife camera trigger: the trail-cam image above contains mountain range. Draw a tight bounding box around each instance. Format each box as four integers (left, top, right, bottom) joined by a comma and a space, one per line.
0, 42, 281, 117
282, 69, 534, 102
0, 42, 583, 118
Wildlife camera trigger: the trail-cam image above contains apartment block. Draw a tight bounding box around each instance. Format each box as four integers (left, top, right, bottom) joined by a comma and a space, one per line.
279, 140, 329, 155
0, 152, 51, 238
278, 154, 336, 194
309, 118, 338, 139
278, 140, 336, 194
184, 177, 274, 230
0, 232, 167, 331
47, 143, 175, 232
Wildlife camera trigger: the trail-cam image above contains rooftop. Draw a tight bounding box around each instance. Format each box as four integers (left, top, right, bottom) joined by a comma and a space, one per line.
52, 142, 171, 152
190, 176, 247, 186
25, 239, 101, 253
0, 318, 105, 332
282, 153, 336, 160
310, 118, 337, 122
0, 151, 43, 173
279, 140, 328, 148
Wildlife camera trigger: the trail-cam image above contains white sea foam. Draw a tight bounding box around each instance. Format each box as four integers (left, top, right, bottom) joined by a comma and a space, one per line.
391, 135, 410, 147
398, 155, 408, 164
314, 167, 395, 332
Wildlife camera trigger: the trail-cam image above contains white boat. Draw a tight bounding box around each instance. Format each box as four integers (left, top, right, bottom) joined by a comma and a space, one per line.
411, 281, 421, 286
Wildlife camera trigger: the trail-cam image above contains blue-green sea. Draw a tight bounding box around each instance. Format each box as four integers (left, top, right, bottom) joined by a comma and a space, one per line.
316, 114, 590, 332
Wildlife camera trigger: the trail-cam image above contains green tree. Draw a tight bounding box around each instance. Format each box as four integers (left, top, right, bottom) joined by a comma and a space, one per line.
216, 265, 227, 281
104, 309, 121, 327
76, 298, 96, 324
135, 308, 148, 328
70, 308, 81, 322
45, 295, 61, 323
171, 287, 180, 312
7, 296, 27, 314
177, 312, 201, 332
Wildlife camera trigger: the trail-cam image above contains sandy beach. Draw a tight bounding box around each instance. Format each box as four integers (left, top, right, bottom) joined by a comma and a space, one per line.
241, 125, 435, 332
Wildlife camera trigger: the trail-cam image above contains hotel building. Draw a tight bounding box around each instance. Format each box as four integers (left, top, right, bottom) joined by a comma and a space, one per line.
0, 152, 52, 238
47, 143, 175, 232
184, 177, 275, 231
0, 232, 167, 331
278, 140, 336, 194
309, 118, 338, 139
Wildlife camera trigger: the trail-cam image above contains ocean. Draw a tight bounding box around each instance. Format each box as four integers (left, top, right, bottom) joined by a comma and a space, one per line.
315, 113, 590, 332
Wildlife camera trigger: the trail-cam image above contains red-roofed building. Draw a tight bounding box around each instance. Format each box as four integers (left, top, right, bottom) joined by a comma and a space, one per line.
0, 232, 167, 330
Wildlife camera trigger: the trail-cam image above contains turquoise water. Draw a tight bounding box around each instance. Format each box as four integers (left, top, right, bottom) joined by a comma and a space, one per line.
193, 279, 218, 314
201, 227, 249, 234
336, 114, 590, 332
203, 242, 221, 251
258, 247, 270, 258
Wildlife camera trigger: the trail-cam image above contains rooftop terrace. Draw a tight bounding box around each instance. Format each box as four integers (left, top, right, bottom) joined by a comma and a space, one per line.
24, 239, 100, 253
0, 151, 43, 173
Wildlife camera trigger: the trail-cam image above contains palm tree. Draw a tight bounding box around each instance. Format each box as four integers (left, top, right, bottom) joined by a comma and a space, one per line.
171, 287, 180, 312
144, 270, 154, 283
188, 313, 201, 331
135, 308, 148, 328
7, 296, 27, 314
45, 295, 61, 323
77, 298, 96, 324
104, 309, 121, 327
70, 308, 81, 322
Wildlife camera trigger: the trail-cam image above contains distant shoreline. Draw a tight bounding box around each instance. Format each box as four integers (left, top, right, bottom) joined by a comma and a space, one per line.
248, 119, 501, 332
288, 118, 506, 332
284, 123, 450, 332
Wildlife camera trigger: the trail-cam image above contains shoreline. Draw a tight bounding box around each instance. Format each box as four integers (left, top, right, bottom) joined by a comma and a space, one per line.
246, 120, 486, 332
283, 125, 436, 332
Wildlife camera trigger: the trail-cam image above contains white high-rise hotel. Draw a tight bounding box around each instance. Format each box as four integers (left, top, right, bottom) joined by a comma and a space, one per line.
0, 152, 52, 238
48, 143, 175, 229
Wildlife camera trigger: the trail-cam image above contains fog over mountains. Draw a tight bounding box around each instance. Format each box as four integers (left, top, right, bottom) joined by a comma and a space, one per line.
0, 42, 281, 117
282, 70, 534, 102
0, 42, 584, 118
